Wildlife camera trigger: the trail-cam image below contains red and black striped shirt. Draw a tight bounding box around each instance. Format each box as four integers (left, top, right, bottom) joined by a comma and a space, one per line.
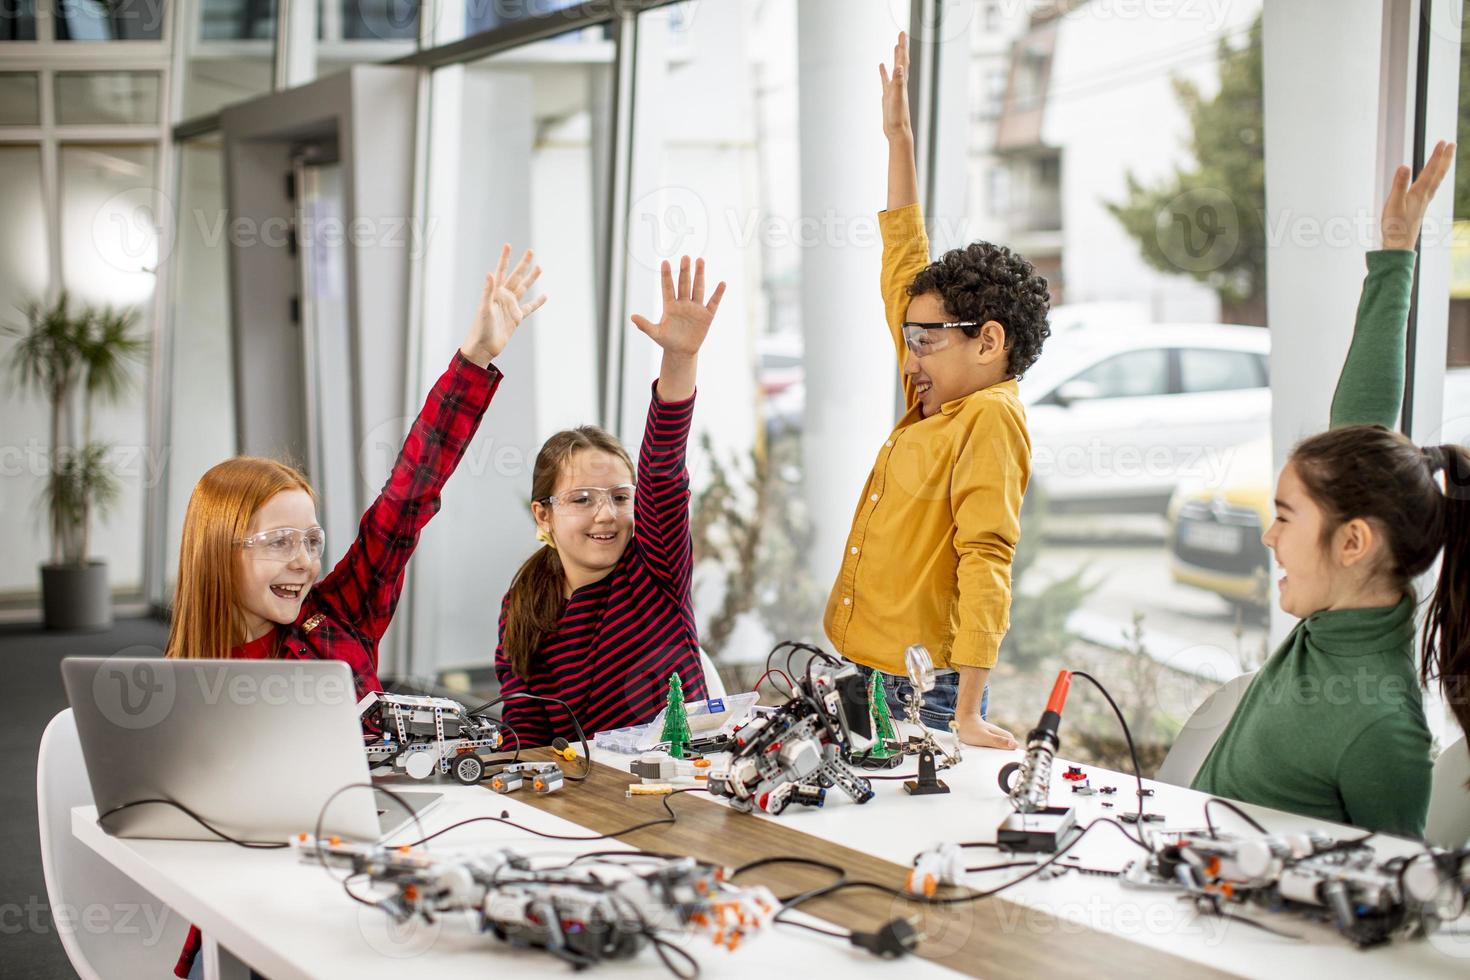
494, 383, 708, 746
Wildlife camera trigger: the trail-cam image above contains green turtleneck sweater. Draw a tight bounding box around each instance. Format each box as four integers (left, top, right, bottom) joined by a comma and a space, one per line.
1190, 249, 1433, 838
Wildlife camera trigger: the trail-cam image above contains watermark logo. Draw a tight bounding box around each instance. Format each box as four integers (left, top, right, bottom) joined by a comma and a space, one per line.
92, 648, 175, 730
357, 903, 442, 958
1156, 187, 1240, 275
94, 187, 173, 276
628, 186, 710, 273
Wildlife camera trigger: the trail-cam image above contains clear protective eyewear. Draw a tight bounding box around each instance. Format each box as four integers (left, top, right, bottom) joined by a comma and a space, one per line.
237, 526, 326, 562
901, 320, 979, 357
541, 484, 636, 514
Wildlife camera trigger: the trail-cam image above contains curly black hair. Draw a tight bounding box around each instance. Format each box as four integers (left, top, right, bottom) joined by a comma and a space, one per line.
906, 241, 1052, 379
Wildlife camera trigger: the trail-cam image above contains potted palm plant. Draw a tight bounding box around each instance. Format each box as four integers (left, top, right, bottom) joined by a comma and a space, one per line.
5, 293, 147, 630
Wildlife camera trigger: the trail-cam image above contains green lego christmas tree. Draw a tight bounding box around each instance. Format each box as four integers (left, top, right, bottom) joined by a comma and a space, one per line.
867, 670, 898, 760
659, 672, 692, 758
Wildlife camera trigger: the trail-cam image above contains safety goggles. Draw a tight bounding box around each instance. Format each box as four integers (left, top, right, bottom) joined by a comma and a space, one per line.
237, 526, 326, 562
541, 484, 636, 514
901, 320, 979, 357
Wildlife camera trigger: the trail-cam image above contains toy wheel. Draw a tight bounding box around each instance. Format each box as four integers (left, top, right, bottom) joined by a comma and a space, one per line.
453, 754, 485, 785
998, 761, 1022, 795
405, 751, 437, 780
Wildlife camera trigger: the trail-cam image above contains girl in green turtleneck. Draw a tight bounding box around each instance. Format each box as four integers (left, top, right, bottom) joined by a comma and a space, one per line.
1192, 140, 1468, 838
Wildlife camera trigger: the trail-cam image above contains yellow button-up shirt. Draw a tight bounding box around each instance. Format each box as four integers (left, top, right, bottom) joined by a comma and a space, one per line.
822, 203, 1031, 675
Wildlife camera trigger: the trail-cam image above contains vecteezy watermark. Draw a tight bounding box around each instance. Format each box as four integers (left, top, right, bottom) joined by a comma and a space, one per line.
357, 901, 442, 959
984, 0, 1239, 33
52, 0, 168, 34
1148, 644, 1240, 730
357, 417, 543, 494
91, 650, 355, 730
627, 186, 712, 273
0, 441, 170, 490
91, 188, 439, 275
898, 0, 975, 44
93, 648, 176, 730
1155, 187, 1242, 275
990, 890, 1234, 945
0, 896, 175, 946
1031, 440, 1239, 487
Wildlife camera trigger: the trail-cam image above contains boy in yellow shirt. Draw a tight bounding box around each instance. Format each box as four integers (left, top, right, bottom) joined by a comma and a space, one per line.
824, 33, 1050, 749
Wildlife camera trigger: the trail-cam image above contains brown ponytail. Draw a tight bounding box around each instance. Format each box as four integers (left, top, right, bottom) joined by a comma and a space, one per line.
501, 426, 635, 680
1290, 428, 1470, 740
1419, 444, 1470, 741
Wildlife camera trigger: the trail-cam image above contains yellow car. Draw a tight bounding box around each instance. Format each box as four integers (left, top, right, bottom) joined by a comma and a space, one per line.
1166, 435, 1273, 613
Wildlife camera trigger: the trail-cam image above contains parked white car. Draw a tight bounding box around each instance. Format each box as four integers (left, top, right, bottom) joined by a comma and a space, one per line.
1019, 324, 1270, 513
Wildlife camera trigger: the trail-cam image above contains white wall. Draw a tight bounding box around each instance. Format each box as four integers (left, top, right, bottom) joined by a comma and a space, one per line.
1044, 1, 1262, 323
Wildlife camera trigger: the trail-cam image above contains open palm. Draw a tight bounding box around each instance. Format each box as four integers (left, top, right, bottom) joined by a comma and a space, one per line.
630, 256, 726, 356
879, 30, 911, 139
471, 243, 547, 361
1381, 140, 1454, 251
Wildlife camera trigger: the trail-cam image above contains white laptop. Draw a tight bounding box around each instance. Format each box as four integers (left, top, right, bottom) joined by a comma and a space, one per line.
62, 657, 441, 843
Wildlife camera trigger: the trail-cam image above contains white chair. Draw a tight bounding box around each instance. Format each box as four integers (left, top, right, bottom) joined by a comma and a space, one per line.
698, 648, 727, 700
37, 708, 191, 980
1426, 735, 1470, 849
1155, 671, 1257, 788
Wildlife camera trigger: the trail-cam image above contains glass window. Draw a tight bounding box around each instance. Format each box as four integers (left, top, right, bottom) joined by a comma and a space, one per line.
2, 0, 38, 40
966, 2, 1269, 775
314, 0, 419, 80
0, 144, 47, 329
442, 0, 598, 46
0, 145, 49, 594
613, 0, 821, 685
0, 72, 40, 124
1179, 347, 1265, 393
184, 0, 275, 117
1069, 349, 1169, 398
53, 0, 166, 40
326, 0, 419, 41
164, 137, 236, 596
199, 0, 275, 39
405, 26, 613, 678
60, 143, 159, 308
56, 71, 162, 125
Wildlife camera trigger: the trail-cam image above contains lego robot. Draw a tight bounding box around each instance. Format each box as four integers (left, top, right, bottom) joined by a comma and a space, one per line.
293, 834, 777, 967
706, 654, 878, 815
1123, 826, 1470, 947
358, 691, 506, 785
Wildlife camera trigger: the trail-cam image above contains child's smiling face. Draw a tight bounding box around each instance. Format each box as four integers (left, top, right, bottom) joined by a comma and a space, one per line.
902, 291, 1009, 417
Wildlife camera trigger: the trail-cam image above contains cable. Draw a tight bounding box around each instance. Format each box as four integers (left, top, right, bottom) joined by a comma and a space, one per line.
772, 914, 849, 939
341, 872, 381, 909
395, 789, 688, 848
1203, 796, 1268, 837
751, 666, 797, 697
1067, 670, 1147, 835
312, 782, 429, 883
782, 816, 1148, 915
468, 692, 592, 781
95, 799, 291, 849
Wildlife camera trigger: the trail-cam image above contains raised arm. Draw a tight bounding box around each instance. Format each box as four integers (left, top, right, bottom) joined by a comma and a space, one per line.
1330, 141, 1453, 430
629, 256, 725, 594
313, 244, 546, 644
882, 31, 919, 212
879, 32, 933, 410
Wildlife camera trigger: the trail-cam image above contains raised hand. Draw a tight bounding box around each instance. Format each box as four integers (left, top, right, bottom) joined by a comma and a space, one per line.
1381, 140, 1455, 251
461, 243, 548, 367
879, 30, 912, 141
630, 256, 726, 357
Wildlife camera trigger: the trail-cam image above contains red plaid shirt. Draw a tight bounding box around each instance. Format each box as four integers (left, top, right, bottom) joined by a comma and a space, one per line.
175, 351, 499, 977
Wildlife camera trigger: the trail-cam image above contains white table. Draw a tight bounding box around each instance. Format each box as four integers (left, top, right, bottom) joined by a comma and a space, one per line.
595, 725, 1470, 978
72, 782, 955, 979
75, 732, 1470, 978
